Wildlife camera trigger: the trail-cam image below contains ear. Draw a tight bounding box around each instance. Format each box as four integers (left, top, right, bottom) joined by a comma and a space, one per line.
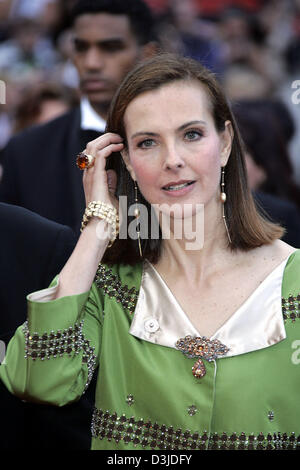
220, 120, 234, 167
120, 149, 137, 181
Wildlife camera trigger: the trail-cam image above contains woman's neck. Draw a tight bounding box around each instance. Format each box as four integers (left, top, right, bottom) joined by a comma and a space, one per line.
155, 207, 233, 283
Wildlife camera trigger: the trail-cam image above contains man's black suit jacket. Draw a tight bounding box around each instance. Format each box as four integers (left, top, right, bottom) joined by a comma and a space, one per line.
0, 108, 100, 235
0, 203, 95, 449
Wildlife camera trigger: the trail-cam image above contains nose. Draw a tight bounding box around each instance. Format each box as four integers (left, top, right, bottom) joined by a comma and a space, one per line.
84, 47, 104, 71
163, 144, 185, 171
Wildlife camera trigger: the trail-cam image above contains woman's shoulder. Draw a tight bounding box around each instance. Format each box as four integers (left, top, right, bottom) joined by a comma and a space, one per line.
233, 240, 299, 301
263, 239, 297, 257
93, 262, 144, 315
252, 240, 300, 297
276, 242, 300, 296
247, 240, 297, 268
96, 261, 144, 289
233, 241, 298, 294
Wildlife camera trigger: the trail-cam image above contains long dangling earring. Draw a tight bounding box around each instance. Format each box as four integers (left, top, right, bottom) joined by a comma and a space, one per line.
134, 180, 143, 258
221, 166, 232, 244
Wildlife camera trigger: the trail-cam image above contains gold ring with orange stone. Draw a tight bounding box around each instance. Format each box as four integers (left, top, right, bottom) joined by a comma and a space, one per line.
76, 152, 95, 170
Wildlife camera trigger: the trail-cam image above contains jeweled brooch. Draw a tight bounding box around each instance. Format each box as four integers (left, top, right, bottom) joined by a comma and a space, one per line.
175, 335, 230, 379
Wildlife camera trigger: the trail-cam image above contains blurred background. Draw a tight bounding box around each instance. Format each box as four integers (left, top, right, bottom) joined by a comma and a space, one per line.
1, 0, 300, 198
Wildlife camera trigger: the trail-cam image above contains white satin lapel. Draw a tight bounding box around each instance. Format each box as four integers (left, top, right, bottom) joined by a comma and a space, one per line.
129, 261, 199, 347
210, 259, 287, 356
129, 257, 289, 357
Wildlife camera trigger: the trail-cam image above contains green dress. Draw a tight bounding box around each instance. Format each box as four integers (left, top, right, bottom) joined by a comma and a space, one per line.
1, 250, 300, 450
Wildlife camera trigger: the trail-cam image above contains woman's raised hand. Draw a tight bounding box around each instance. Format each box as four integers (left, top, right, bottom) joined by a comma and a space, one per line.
52, 133, 125, 299
82, 133, 124, 209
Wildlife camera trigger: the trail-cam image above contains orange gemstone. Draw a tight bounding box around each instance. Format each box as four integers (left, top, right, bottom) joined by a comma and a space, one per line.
76, 153, 89, 170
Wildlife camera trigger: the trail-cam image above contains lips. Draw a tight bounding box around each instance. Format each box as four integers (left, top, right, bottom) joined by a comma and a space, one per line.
82, 78, 110, 91
162, 180, 195, 191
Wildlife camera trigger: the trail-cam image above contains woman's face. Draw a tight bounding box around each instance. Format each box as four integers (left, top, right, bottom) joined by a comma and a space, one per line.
123, 80, 233, 217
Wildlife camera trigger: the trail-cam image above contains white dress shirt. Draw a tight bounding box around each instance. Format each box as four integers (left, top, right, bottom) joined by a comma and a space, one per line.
80, 97, 106, 132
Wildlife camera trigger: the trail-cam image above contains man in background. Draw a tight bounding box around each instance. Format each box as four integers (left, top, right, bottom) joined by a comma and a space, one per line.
0, 0, 158, 235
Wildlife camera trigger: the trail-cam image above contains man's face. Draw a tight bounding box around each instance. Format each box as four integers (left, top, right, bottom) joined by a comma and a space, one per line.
72, 13, 144, 115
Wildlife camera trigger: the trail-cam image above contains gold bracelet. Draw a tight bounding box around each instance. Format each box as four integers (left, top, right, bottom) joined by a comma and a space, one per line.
81, 201, 119, 247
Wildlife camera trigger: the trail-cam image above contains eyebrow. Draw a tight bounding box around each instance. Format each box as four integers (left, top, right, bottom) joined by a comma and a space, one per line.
73, 37, 126, 47
130, 120, 207, 139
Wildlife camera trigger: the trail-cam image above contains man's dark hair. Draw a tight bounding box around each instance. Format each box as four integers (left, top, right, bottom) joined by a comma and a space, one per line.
70, 0, 157, 45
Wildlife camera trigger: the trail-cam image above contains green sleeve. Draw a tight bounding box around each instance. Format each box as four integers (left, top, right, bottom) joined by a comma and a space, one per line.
0, 277, 103, 407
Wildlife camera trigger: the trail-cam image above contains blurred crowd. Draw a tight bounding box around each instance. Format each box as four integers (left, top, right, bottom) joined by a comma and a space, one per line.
1, 0, 300, 451
1, 0, 300, 206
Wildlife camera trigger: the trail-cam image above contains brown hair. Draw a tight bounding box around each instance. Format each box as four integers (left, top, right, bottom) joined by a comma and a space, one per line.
14, 82, 79, 133
103, 53, 284, 265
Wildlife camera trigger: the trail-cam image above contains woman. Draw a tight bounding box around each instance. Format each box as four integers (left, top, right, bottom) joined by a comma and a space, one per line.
1, 54, 300, 451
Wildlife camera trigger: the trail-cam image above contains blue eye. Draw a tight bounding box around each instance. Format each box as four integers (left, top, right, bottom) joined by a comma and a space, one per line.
185, 130, 202, 140
138, 139, 155, 148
